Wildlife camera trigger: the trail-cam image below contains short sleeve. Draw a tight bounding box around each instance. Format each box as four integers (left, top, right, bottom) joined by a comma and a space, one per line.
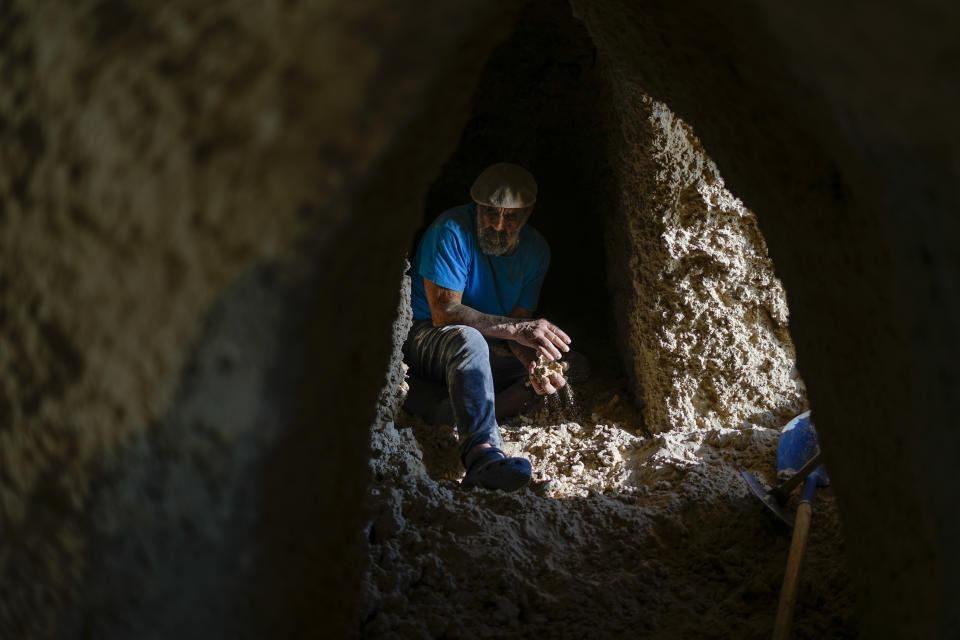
516, 241, 550, 311
417, 223, 470, 292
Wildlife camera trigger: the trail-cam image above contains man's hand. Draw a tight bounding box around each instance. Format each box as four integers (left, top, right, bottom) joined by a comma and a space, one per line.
508, 342, 568, 395
512, 318, 571, 361
529, 357, 569, 395
507, 307, 571, 395
422, 279, 571, 363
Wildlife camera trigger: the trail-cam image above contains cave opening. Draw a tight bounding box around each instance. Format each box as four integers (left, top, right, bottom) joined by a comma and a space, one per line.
3, 0, 952, 637
413, 0, 626, 407
404, 0, 636, 444
366, 1, 854, 637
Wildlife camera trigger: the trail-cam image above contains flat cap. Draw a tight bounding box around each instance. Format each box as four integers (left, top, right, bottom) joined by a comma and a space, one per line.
470, 163, 537, 208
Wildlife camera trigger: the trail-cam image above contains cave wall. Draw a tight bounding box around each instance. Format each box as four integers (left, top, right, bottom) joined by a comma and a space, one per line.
572, 0, 959, 636
0, 0, 957, 637
414, 1, 807, 440
601, 76, 806, 435
0, 1, 521, 635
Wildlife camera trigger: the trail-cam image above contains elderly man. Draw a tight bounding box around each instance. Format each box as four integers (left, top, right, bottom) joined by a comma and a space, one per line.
403, 163, 571, 491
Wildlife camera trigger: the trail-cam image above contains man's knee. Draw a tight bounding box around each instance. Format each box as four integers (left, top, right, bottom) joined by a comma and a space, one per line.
445, 325, 489, 364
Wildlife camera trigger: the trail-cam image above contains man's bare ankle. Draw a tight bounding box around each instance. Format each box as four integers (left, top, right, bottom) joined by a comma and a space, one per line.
464, 443, 494, 468
469, 443, 493, 456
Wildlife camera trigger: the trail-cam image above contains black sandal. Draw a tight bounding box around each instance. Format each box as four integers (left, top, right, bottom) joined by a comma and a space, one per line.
462, 447, 532, 491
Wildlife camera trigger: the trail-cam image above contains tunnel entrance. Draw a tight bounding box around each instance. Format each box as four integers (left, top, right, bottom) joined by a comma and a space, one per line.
416, 0, 623, 394
420, 0, 614, 354
2, 0, 921, 634
408, 0, 636, 448
366, 1, 853, 637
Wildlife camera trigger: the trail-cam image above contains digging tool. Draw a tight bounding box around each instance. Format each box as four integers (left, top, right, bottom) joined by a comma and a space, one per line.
742, 411, 830, 639
771, 412, 829, 640
741, 449, 823, 526
741, 411, 829, 522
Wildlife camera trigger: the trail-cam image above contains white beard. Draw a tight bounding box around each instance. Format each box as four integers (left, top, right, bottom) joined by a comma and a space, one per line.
477, 225, 520, 256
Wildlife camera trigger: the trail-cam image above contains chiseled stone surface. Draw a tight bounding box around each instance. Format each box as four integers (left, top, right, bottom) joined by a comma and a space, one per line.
0, 1, 517, 636
600, 80, 806, 436
573, 1, 959, 636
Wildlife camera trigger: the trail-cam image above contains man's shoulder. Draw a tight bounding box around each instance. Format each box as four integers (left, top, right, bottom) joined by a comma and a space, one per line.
421, 204, 477, 257
431, 203, 476, 233
519, 223, 550, 258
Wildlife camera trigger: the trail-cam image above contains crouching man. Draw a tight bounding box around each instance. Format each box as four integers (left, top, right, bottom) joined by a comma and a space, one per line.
403, 163, 571, 491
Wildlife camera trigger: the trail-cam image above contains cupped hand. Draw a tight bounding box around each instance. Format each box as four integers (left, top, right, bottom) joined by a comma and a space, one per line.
529, 360, 569, 395
514, 318, 571, 361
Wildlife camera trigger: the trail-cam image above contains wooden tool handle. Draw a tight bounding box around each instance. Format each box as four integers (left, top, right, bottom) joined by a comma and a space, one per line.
770, 451, 822, 503
772, 489, 815, 639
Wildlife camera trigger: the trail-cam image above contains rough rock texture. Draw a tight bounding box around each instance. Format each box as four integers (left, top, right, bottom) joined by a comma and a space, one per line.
374, 268, 414, 431
59, 266, 303, 638
360, 7, 842, 637
0, 0, 520, 636
1, 0, 958, 637
363, 381, 853, 639
603, 82, 806, 434
53, 265, 413, 639
570, 2, 959, 636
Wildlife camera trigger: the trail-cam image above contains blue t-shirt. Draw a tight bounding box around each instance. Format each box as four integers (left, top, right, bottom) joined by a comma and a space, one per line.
410, 204, 550, 321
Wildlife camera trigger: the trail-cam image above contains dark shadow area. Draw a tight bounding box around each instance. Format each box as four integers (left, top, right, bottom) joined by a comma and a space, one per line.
58, 264, 308, 639
417, 0, 621, 371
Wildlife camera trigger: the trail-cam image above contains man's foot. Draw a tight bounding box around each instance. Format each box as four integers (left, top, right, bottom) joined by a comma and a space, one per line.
462, 446, 532, 491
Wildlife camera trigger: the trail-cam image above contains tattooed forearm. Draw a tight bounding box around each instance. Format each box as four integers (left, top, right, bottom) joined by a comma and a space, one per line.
423, 278, 571, 360
424, 278, 520, 337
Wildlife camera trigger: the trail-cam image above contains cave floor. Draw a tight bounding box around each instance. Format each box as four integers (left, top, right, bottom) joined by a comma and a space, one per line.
364, 359, 856, 639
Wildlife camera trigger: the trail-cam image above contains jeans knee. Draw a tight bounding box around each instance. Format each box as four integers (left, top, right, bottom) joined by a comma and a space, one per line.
447, 326, 489, 365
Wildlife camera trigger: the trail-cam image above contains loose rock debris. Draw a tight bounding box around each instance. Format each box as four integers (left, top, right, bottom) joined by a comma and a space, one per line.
361, 373, 855, 639
359, 23, 853, 635
531, 353, 566, 386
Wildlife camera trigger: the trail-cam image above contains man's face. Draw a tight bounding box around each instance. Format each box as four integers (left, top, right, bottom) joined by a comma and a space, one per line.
476, 204, 533, 256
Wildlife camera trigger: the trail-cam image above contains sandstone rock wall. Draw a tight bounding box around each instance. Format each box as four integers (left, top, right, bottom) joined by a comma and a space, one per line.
0, 0, 957, 637
602, 77, 806, 434
573, 1, 960, 635
0, 1, 519, 635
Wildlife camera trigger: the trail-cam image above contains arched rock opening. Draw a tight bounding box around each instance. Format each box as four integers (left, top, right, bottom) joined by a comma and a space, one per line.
415, 1, 806, 437
365, 3, 838, 637
1, 0, 957, 638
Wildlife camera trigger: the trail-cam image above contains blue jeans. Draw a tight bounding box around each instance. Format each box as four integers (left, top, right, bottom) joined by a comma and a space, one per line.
402, 320, 528, 464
